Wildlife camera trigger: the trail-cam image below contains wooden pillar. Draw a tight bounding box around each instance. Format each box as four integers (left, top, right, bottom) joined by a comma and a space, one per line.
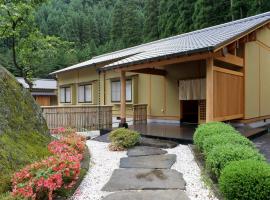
206, 57, 214, 122
120, 70, 127, 126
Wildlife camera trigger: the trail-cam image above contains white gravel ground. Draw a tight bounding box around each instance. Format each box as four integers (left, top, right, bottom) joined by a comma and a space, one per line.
70, 140, 126, 200
70, 140, 217, 200
167, 145, 218, 200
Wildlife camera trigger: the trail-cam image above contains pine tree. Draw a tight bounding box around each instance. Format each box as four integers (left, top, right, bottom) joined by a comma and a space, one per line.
176, 0, 196, 33
230, 0, 251, 20
158, 0, 180, 38
122, 0, 143, 47
249, 0, 270, 15
110, 0, 124, 42
143, 0, 160, 42
193, 0, 230, 29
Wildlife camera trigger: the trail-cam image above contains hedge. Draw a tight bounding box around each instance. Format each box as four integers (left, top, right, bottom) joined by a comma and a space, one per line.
193, 122, 236, 150
206, 143, 265, 178
109, 128, 140, 149
202, 132, 254, 155
219, 160, 270, 200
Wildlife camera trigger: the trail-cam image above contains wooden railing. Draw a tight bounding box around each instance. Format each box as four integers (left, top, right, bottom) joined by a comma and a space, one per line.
133, 104, 147, 124
41, 105, 113, 131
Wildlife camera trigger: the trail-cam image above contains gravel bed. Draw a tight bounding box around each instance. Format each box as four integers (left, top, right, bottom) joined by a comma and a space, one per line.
167, 145, 218, 200
70, 140, 126, 200
70, 141, 217, 200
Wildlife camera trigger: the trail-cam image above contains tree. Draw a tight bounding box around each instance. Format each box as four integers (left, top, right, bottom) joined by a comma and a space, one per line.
0, 0, 71, 89
110, 0, 124, 42
176, 0, 196, 33
249, 0, 270, 15
193, 0, 231, 29
122, 0, 143, 47
143, 0, 160, 42
230, 0, 251, 20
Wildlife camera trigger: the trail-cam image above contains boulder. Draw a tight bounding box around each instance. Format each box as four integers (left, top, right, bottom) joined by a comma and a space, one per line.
0, 66, 51, 193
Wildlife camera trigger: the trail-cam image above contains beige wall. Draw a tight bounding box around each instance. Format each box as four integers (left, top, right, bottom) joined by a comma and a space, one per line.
245, 27, 270, 119
57, 67, 99, 105
56, 60, 205, 120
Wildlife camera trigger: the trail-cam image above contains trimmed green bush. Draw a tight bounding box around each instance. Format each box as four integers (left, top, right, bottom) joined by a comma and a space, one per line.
193, 122, 236, 150
219, 160, 270, 200
109, 128, 140, 149
202, 132, 254, 155
206, 144, 265, 177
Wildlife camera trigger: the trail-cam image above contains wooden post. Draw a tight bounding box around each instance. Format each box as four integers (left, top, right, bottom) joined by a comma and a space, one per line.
120, 70, 127, 127
206, 57, 214, 122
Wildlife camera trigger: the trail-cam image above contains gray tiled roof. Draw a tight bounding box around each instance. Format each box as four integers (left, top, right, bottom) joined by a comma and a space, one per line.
51, 11, 270, 74
17, 77, 57, 90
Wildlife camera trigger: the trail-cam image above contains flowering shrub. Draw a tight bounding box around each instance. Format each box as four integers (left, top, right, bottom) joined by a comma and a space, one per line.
11, 133, 86, 200
50, 127, 75, 136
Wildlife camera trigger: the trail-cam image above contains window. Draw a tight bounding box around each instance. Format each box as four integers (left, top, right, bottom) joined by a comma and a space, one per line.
78, 84, 92, 103
60, 87, 71, 103
111, 80, 132, 102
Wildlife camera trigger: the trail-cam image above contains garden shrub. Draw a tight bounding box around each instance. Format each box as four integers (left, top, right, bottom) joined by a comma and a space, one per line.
193, 122, 236, 150
206, 144, 265, 177
11, 133, 86, 200
109, 128, 140, 149
202, 132, 254, 155
219, 160, 270, 200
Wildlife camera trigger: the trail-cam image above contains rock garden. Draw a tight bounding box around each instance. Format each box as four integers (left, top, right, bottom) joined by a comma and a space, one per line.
71, 128, 217, 200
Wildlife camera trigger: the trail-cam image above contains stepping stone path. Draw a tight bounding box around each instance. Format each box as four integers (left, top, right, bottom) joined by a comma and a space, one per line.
128, 146, 167, 157
120, 154, 176, 169
102, 190, 190, 200
102, 146, 190, 200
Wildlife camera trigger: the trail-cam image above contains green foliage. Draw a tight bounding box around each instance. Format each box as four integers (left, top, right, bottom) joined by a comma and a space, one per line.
143, 0, 160, 42
109, 128, 140, 149
193, 122, 236, 151
0, 193, 26, 200
1, 0, 270, 78
219, 160, 270, 200
202, 132, 254, 155
205, 144, 265, 178
0, 0, 74, 86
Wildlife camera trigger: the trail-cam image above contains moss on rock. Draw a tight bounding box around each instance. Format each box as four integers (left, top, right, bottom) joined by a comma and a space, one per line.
0, 66, 51, 193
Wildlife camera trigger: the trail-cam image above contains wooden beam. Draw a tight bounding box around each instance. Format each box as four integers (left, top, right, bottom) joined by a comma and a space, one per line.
115, 52, 213, 72
120, 70, 126, 125
214, 21, 270, 52
214, 114, 244, 122
213, 66, 244, 76
206, 57, 214, 122
130, 68, 167, 76
214, 53, 244, 67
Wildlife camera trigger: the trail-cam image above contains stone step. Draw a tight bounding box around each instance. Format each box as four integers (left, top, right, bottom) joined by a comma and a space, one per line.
120, 154, 176, 169
127, 146, 167, 157
102, 169, 186, 192
102, 190, 190, 200
139, 137, 179, 149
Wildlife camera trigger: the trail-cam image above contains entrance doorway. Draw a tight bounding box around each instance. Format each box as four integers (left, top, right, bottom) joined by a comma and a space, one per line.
180, 100, 199, 124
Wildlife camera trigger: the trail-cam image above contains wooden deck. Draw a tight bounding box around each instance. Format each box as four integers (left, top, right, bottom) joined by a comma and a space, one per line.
130, 123, 196, 143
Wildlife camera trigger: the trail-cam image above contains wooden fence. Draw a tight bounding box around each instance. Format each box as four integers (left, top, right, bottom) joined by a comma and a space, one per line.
42, 105, 113, 131
133, 104, 148, 124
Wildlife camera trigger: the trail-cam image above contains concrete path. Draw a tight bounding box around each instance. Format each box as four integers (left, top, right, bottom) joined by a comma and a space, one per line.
102, 146, 190, 200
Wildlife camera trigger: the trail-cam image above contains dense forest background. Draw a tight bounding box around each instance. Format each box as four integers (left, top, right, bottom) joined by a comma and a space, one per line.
1, 0, 270, 78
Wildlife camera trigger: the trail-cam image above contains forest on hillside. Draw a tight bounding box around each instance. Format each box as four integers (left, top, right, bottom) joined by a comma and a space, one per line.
0, 0, 269, 80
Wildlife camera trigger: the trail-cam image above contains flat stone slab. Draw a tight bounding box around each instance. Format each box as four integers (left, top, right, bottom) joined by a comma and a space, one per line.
103, 190, 190, 200
140, 137, 179, 148
127, 146, 167, 157
120, 154, 176, 169
102, 169, 186, 192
